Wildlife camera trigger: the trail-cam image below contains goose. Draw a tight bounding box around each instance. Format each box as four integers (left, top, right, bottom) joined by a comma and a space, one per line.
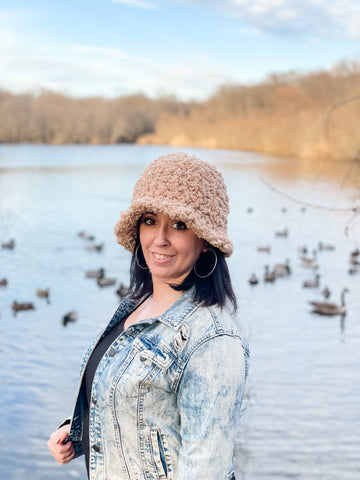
303, 274, 320, 288
273, 259, 291, 277
12, 301, 35, 315
84, 234, 95, 241
264, 265, 276, 283
36, 288, 50, 303
318, 241, 335, 251
349, 249, 359, 265
2, 239, 15, 249
309, 287, 349, 316
349, 257, 359, 267
86, 243, 104, 252
97, 277, 116, 287
78, 231, 95, 241
248, 273, 259, 285
257, 245, 271, 253
348, 265, 358, 275
85, 267, 105, 278
0, 278, 8, 287
301, 250, 319, 269
298, 245, 308, 255
321, 286, 331, 298
62, 311, 78, 327
97, 270, 116, 287
275, 227, 288, 238
116, 283, 130, 297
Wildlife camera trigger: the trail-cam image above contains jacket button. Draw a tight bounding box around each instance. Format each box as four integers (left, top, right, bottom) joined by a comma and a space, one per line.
92, 444, 100, 452
108, 346, 116, 357
91, 396, 97, 404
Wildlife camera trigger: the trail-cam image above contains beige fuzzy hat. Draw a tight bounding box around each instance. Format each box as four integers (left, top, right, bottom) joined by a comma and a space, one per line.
114, 152, 233, 256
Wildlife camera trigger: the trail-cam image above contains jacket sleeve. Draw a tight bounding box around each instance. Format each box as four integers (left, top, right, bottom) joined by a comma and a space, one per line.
176, 333, 247, 480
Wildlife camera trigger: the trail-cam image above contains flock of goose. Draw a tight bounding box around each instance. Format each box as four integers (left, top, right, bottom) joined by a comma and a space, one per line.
248, 231, 356, 317
1, 221, 357, 321
78, 231, 130, 294
1, 232, 129, 325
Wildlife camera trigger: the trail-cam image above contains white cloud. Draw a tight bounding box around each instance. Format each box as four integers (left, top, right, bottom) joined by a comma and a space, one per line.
0, 8, 211, 99
0, 28, 18, 55
1, 2, 359, 100
173, 0, 360, 39
0, 30, 223, 100
276, 8, 298, 20
110, 0, 158, 9
73, 45, 130, 60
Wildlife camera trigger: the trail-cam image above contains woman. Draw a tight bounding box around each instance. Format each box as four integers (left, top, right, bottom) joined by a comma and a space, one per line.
48, 152, 249, 480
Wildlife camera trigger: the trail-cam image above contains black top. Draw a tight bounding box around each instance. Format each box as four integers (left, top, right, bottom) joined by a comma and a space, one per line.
82, 319, 125, 478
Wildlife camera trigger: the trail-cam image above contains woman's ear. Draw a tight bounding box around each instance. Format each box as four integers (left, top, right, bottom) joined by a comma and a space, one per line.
201, 240, 209, 253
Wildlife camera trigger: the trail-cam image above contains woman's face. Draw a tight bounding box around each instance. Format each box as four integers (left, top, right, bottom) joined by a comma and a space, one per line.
139, 212, 207, 287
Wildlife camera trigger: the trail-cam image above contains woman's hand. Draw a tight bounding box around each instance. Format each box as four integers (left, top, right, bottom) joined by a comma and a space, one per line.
47, 424, 75, 465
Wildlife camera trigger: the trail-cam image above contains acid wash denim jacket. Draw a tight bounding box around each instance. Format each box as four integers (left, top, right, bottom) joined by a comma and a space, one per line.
68, 289, 249, 480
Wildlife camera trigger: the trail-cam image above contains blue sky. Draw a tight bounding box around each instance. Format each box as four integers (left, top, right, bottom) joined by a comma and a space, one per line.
1, 0, 360, 101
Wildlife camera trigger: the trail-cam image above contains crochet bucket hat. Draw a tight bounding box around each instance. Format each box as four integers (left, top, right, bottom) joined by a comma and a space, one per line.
114, 152, 233, 256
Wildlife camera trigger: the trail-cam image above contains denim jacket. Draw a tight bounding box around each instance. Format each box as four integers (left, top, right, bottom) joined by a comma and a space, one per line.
68, 289, 249, 480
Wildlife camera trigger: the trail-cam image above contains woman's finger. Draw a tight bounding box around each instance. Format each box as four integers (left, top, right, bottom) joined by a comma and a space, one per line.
47, 435, 75, 464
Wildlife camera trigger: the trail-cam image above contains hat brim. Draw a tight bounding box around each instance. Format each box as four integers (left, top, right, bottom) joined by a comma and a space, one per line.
114, 198, 233, 256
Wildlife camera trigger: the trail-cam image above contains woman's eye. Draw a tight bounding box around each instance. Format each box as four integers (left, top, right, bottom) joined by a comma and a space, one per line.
143, 217, 155, 226
173, 221, 187, 230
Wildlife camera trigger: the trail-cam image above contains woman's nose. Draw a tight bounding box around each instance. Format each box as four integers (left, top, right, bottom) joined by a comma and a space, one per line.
154, 225, 170, 246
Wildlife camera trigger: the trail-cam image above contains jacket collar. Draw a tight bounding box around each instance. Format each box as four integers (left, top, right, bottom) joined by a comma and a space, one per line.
157, 288, 200, 330
108, 288, 199, 333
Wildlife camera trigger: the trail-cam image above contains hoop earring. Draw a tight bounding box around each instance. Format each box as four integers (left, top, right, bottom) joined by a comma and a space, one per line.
194, 248, 218, 279
135, 244, 148, 270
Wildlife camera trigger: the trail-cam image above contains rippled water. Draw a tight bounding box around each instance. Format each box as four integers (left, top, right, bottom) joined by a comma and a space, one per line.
0, 144, 359, 480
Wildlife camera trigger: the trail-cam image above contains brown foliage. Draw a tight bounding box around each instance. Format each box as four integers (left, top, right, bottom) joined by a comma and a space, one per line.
0, 90, 182, 144
1, 59, 360, 161
139, 59, 360, 161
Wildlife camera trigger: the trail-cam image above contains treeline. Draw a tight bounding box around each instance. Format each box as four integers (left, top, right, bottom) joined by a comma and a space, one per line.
139, 59, 360, 161
1, 59, 360, 160
0, 90, 184, 144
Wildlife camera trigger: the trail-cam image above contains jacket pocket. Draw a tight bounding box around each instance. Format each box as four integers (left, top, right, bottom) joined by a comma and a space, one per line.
115, 337, 174, 398
114, 348, 156, 398
150, 428, 169, 479
133, 336, 174, 370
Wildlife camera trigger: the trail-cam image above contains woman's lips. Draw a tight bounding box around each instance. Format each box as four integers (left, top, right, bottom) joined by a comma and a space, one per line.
152, 252, 174, 261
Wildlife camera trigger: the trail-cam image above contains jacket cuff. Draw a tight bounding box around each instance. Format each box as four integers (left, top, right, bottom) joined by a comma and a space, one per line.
57, 418, 71, 429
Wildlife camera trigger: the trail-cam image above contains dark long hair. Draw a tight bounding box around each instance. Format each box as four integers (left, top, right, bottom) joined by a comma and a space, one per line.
129, 234, 237, 311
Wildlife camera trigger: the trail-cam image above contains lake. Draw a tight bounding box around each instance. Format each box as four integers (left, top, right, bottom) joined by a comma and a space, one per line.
0, 144, 359, 480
